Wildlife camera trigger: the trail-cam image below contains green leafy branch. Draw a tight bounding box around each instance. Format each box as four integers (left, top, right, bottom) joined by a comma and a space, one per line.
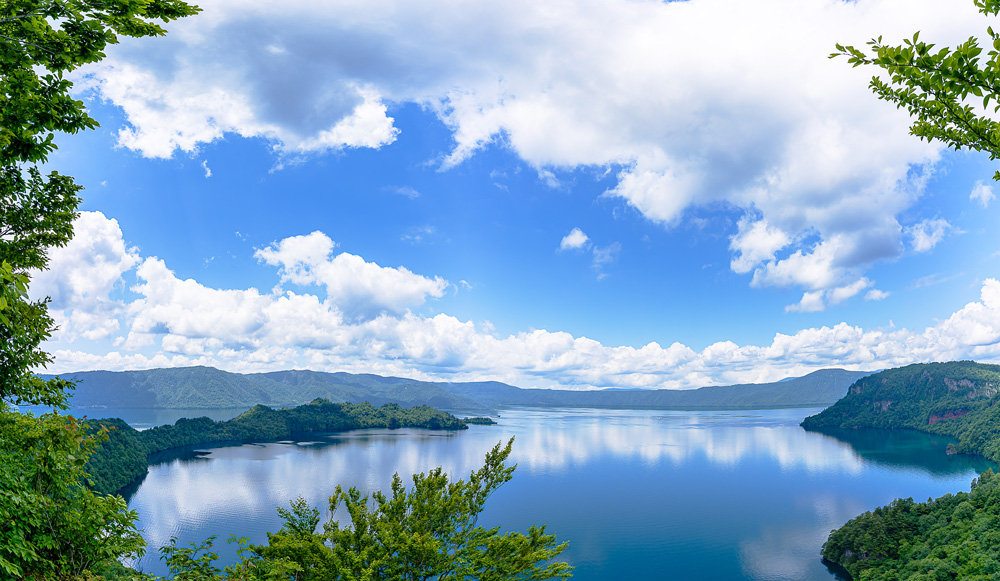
832, 0, 1000, 179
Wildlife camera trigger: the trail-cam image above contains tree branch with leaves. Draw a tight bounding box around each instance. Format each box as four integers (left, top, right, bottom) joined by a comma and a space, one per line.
833, 0, 1000, 179
0, 0, 199, 578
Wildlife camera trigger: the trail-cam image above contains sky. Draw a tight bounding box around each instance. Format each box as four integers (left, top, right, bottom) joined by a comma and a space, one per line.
28, 0, 1000, 390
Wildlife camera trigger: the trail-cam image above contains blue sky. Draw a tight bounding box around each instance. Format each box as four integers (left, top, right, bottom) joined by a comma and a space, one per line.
29, 0, 1000, 389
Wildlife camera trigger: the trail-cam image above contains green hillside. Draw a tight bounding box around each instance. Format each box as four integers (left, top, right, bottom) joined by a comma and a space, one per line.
802, 361, 1000, 460
821, 469, 1000, 580
802, 361, 1000, 579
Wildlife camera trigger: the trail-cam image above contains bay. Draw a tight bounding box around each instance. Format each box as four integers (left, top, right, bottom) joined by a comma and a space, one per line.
126, 407, 994, 580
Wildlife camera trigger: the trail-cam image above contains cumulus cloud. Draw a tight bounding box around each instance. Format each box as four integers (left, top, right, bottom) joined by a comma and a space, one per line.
254, 231, 448, 320
729, 215, 791, 275
786, 291, 825, 313
785, 278, 873, 313
906, 218, 952, 252
971, 180, 995, 208
35, 219, 1000, 390
130, 257, 275, 342
829, 278, 874, 305
559, 228, 590, 251
865, 289, 890, 301
52, 276, 1000, 389
559, 229, 620, 279
30, 212, 139, 340
75, 0, 988, 300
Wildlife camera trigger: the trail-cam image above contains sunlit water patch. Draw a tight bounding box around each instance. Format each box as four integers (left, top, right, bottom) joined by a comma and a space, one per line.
127, 407, 994, 580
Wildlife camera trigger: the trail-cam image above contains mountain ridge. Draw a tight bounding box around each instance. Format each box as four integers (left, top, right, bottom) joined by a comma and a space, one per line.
45, 366, 873, 411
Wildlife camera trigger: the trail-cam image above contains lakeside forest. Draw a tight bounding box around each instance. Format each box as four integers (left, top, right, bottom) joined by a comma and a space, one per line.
7, 0, 1000, 580
803, 361, 1000, 579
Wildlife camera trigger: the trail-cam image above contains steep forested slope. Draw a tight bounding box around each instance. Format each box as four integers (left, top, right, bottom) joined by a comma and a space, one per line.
821, 469, 1000, 580
803, 361, 1000, 579
802, 361, 1000, 461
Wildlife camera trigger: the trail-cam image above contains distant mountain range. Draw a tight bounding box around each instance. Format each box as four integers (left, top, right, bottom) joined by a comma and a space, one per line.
45, 366, 873, 411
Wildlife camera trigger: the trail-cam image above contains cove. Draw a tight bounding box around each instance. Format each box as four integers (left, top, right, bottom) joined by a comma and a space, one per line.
125, 407, 994, 580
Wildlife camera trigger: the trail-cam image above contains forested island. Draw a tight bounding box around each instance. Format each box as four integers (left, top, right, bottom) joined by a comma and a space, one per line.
84, 399, 485, 495
803, 361, 1000, 579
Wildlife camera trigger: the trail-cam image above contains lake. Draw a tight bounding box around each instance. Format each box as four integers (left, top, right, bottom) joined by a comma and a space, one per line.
123, 407, 995, 580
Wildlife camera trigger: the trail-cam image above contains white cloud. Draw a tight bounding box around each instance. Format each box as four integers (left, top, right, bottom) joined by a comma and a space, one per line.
729, 215, 791, 275
76, 0, 989, 300
254, 231, 448, 320
201, 159, 212, 178
559, 228, 590, 251
786, 291, 825, 313
30, 212, 139, 341
865, 289, 890, 301
591, 242, 621, 279
828, 277, 873, 305
386, 185, 420, 199
971, 180, 995, 208
784, 277, 873, 312
559, 229, 619, 278
906, 218, 951, 252
753, 237, 845, 291
401, 225, 436, 245
130, 257, 274, 341
38, 221, 1000, 390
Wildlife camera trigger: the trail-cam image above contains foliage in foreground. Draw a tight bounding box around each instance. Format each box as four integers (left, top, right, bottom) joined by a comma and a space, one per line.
823, 469, 1000, 580
0, 410, 146, 580
160, 439, 573, 581
833, 0, 1000, 180
0, 0, 200, 577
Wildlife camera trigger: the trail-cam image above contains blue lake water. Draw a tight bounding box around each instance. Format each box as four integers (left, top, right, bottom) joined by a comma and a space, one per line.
124, 407, 995, 580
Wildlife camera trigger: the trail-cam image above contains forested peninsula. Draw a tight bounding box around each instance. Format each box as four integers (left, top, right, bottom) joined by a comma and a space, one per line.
802, 361, 1000, 579
84, 399, 484, 495
802, 361, 1000, 461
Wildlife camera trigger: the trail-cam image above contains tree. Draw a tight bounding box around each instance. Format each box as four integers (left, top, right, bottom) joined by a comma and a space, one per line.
321, 438, 571, 581
168, 439, 574, 580
0, 0, 199, 410
0, 0, 199, 578
832, 0, 1000, 179
0, 412, 146, 579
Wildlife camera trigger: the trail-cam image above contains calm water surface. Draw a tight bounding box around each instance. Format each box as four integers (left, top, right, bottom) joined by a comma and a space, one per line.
126, 407, 995, 580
